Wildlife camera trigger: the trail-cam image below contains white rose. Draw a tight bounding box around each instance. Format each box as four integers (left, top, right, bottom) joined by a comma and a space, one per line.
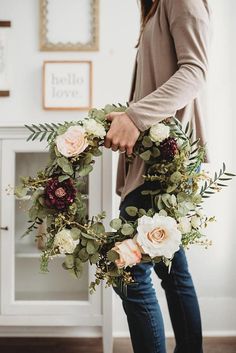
112, 238, 142, 269
135, 214, 181, 259
83, 119, 106, 139
178, 217, 192, 234
149, 123, 170, 143
56, 125, 88, 158
54, 229, 78, 254
191, 215, 201, 229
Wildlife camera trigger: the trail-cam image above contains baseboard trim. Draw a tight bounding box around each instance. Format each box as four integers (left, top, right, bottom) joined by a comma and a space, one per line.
0, 327, 102, 337
113, 331, 236, 338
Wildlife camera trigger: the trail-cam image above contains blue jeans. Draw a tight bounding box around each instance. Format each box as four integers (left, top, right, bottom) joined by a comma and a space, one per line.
113, 181, 203, 353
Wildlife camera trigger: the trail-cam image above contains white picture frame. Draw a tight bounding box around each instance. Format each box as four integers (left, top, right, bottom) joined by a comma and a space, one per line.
43, 61, 92, 110
40, 0, 99, 51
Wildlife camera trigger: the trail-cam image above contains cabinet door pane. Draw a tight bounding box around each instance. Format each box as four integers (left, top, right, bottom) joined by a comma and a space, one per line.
14, 152, 89, 301
1, 139, 102, 318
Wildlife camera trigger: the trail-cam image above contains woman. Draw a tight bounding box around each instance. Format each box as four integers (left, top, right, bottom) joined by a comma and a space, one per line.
104, 1, 211, 352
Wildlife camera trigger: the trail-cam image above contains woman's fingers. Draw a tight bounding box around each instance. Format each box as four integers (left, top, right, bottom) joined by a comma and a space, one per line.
126, 143, 133, 156
111, 143, 119, 152
105, 134, 134, 154
104, 135, 112, 148
104, 113, 139, 155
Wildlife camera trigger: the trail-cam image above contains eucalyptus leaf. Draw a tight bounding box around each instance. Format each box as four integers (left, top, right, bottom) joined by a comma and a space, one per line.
140, 150, 151, 161
193, 194, 202, 204
84, 153, 93, 165
125, 206, 138, 217
141, 254, 152, 262
64, 255, 74, 269
92, 222, 105, 234
58, 175, 70, 182
107, 250, 120, 262
71, 228, 81, 240
167, 184, 177, 193
138, 208, 147, 216
81, 231, 96, 240
86, 240, 97, 255
170, 194, 177, 206
170, 171, 182, 184
57, 157, 73, 175
141, 190, 151, 196
90, 252, 100, 264
93, 148, 102, 157
15, 186, 28, 199
81, 237, 88, 246
104, 104, 116, 114
121, 223, 134, 236
78, 248, 89, 262
142, 135, 153, 148
78, 165, 93, 177
177, 203, 189, 217
162, 194, 172, 208
152, 147, 161, 158
110, 218, 122, 230
152, 256, 162, 263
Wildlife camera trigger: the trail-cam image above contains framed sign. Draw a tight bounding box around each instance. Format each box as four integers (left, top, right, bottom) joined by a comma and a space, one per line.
43, 61, 92, 110
40, 0, 99, 51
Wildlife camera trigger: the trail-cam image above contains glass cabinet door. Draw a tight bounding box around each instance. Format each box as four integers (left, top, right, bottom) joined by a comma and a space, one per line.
15, 151, 89, 302
0, 139, 102, 319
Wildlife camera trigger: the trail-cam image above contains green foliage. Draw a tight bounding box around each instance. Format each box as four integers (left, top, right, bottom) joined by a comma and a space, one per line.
57, 157, 73, 175
18, 105, 235, 293
142, 135, 153, 148
125, 206, 138, 217
25, 123, 62, 142
110, 218, 122, 230
107, 250, 120, 262
78, 164, 93, 177
140, 150, 152, 161
121, 223, 134, 236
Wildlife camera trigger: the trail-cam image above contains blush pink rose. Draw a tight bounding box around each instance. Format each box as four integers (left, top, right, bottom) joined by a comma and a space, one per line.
112, 238, 142, 269
56, 125, 88, 158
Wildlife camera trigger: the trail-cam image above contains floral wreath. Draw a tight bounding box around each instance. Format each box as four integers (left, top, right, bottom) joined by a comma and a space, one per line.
14, 104, 235, 293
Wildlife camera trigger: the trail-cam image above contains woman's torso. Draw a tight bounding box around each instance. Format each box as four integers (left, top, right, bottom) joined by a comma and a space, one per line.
116, 0, 210, 204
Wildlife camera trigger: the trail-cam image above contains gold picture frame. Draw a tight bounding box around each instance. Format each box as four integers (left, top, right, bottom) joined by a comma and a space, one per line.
0, 21, 11, 97
39, 0, 99, 51
42, 61, 93, 110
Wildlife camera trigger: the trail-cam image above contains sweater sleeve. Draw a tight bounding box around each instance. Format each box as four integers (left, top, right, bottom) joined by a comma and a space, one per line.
125, 0, 211, 132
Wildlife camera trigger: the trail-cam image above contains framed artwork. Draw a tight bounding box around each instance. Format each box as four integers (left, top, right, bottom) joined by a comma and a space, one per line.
39, 0, 99, 51
0, 21, 11, 97
43, 61, 92, 110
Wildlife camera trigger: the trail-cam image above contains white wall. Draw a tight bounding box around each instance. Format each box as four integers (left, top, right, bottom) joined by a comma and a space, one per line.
0, 0, 139, 123
0, 0, 236, 338
112, 0, 236, 337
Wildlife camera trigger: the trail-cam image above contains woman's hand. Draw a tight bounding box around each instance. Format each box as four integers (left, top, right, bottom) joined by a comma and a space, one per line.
104, 112, 140, 156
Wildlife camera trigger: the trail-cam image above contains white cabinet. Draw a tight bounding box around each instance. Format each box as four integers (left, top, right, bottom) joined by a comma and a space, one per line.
0, 126, 113, 352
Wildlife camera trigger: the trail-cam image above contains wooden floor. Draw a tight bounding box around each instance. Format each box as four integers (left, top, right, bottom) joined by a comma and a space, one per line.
114, 337, 236, 353
0, 337, 235, 353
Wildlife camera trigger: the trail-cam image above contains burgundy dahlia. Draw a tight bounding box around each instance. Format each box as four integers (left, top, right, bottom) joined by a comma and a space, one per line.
159, 137, 178, 161
44, 176, 76, 210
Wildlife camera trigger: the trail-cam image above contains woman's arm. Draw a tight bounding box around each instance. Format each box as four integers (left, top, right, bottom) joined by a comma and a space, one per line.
125, 0, 212, 132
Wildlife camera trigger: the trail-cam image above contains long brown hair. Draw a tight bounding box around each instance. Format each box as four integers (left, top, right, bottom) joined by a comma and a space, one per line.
136, 0, 159, 47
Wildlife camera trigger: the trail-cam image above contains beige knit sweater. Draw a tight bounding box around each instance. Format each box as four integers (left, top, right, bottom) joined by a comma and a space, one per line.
116, 0, 212, 203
